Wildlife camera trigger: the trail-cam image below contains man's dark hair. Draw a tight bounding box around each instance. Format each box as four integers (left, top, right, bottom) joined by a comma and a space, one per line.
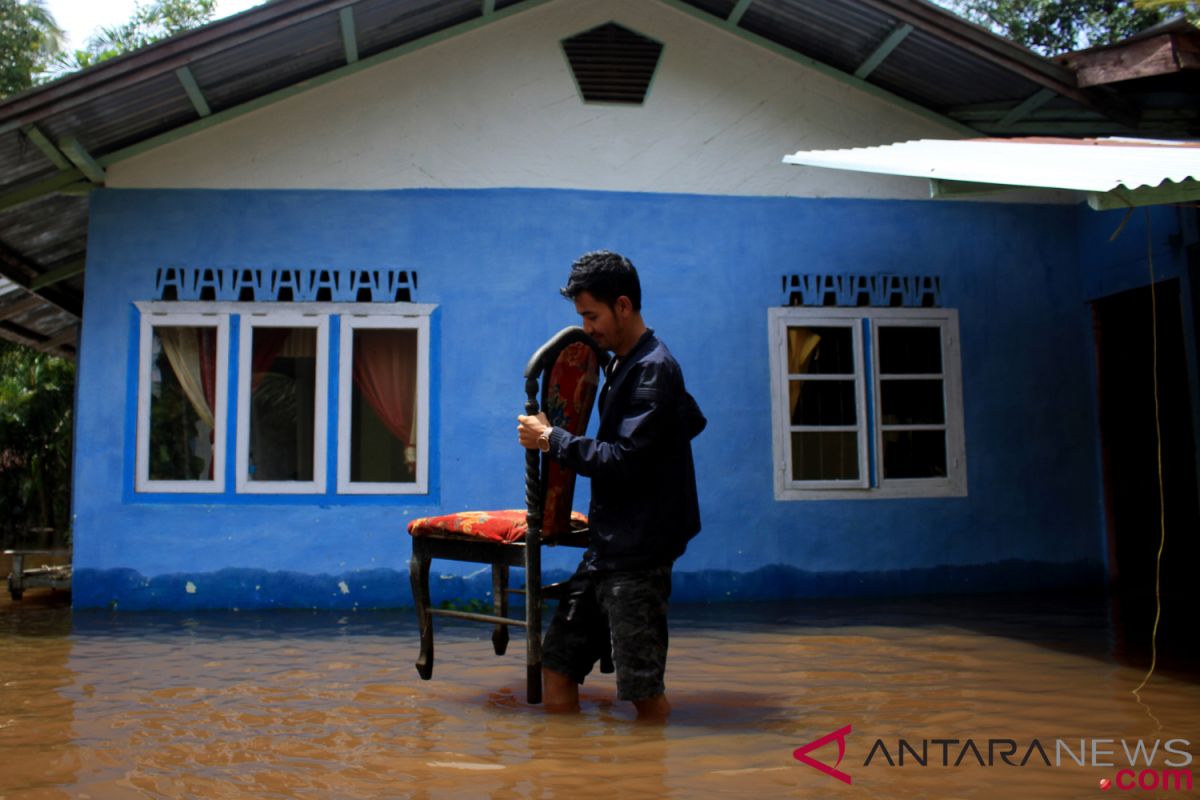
560, 250, 642, 311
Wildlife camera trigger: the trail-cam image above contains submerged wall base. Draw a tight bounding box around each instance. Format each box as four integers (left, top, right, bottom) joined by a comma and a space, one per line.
73, 560, 1104, 611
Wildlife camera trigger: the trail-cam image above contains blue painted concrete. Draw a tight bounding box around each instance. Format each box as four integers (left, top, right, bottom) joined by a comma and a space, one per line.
71, 188, 1189, 609
73, 559, 1103, 612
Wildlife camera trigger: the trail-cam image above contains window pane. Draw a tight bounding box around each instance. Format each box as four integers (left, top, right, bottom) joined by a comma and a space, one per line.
882, 430, 947, 479
789, 379, 856, 425
248, 327, 316, 482
350, 328, 418, 483
149, 326, 217, 481
787, 326, 854, 375
878, 326, 942, 374
879, 379, 945, 425
791, 431, 858, 481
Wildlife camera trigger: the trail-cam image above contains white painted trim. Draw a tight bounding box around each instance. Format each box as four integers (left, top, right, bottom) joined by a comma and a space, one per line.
135, 311, 229, 493
870, 310, 967, 498
768, 307, 788, 500
336, 312, 431, 494
236, 311, 329, 494
769, 306, 967, 501
137, 301, 437, 317
769, 308, 869, 497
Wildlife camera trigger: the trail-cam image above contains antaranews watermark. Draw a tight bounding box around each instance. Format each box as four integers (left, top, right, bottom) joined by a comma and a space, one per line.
793, 726, 1194, 792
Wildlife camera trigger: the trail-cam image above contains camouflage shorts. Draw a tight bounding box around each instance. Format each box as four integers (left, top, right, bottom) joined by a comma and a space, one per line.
542, 563, 673, 702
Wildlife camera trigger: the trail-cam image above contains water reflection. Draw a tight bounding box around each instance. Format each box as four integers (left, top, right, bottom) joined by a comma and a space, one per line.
0, 592, 1197, 798
0, 598, 77, 799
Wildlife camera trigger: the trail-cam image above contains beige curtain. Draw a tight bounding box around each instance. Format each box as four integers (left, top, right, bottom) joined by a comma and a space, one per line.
158, 327, 215, 429
787, 327, 821, 419
277, 328, 316, 358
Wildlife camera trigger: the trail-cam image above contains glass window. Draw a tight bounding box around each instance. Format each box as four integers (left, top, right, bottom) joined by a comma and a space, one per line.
769, 307, 966, 500
782, 322, 866, 486
134, 301, 432, 498
248, 326, 317, 482
874, 323, 954, 485
136, 314, 228, 492
236, 314, 328, 494
337, 315, 429, 494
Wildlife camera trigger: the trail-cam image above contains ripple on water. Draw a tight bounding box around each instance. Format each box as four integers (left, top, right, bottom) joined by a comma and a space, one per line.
0, 595, 1197, 798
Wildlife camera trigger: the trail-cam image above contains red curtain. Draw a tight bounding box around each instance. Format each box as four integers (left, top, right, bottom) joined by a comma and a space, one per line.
250, 328, 291, 392
352, 329, 416, 447
198, 327, 218, 412
199, 327, 218, 479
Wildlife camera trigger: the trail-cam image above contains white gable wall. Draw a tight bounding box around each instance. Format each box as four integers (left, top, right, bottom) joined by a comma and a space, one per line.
109, 0, 1001, 200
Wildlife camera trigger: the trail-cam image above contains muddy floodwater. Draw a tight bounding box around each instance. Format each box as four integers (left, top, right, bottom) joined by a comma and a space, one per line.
2, 591, 1198, 799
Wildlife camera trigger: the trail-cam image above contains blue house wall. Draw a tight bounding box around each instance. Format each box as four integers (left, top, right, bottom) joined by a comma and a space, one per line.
70, 187, 1188, 609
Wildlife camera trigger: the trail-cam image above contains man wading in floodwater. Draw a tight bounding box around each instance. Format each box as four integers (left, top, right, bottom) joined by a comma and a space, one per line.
517, 250, 706, 720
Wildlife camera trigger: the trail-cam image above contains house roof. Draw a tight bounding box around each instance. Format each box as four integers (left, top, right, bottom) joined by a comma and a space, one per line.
1054, 14, 1200, 89
782, 137, 1200, 209
1, 0, 1196, 357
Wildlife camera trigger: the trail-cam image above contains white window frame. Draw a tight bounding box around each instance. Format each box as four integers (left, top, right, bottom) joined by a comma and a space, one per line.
871, 312, 967, 497
768, 310, 869, 492
236, 310, 329, 494
769, 306, 967, 501
134, 304, 229, 493
337, 311, 431, 494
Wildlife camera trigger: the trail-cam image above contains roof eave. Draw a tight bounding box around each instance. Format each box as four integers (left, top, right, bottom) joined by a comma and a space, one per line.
0, 0, 358, 136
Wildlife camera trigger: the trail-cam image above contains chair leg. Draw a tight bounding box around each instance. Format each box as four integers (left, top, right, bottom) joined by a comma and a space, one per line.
409, 543, 434, 680
526, 549, 543, 705
491, 564, 510, 656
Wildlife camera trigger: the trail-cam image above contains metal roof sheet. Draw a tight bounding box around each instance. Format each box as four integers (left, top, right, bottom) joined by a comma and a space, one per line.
0, 193, 88, 263
0, 129, 61, 193
740, 0, 898, 77
782, 137, 1200, 207
0, 0, 1194, 356
37, 72, 200, 157
188, 13, 348, 112
0, 276, 78, 355
867, 26, 1042, 108
353, 0, 480, 59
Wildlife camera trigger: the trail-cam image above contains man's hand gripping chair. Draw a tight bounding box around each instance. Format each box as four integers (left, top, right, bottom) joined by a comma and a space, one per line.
406, 327, 609, 704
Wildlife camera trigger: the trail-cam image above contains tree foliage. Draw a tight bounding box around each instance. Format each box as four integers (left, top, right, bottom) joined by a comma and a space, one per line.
0, 0, 217, 547
54, 0, 217, 72
0, 0, 62, 96
1, 0, 218, 92
944, 0, 1198, 55
0, 340, 74, 545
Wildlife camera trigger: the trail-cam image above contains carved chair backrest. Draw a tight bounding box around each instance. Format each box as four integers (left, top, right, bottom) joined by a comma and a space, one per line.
524, 329, 605, 536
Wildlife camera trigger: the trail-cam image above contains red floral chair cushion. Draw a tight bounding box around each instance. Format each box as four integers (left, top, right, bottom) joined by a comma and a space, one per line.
407, 339, 599, 545
407, 509, 588, 544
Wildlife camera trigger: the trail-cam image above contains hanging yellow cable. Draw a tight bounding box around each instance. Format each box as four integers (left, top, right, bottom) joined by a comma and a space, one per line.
1131, 207, 1166, 699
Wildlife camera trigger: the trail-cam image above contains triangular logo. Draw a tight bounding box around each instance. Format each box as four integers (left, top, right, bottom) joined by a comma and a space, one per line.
793, 724, 853, 784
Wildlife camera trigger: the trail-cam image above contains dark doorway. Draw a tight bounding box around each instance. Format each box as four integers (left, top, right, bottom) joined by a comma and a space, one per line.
1093, 278, 1200, 670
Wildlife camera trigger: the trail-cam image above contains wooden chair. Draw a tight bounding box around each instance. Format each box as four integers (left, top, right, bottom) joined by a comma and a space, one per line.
406, 327, 608, 704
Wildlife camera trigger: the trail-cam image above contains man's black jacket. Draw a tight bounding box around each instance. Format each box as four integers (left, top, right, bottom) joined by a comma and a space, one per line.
547, 330, 705, 571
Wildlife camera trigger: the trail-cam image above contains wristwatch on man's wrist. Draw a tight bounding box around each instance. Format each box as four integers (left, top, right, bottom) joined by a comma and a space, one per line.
537, 426, 553, 453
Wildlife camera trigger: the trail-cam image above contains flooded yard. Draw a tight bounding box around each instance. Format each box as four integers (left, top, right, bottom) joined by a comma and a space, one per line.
2, 590, 1198, 799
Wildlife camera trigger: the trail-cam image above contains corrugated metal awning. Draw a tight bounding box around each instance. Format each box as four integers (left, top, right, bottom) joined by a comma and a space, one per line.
782, 137, 1200, 209
0, 0, 1196, 357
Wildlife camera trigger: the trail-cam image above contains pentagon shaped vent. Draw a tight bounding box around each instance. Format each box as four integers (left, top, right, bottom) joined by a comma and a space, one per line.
561, 22, 663, 105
